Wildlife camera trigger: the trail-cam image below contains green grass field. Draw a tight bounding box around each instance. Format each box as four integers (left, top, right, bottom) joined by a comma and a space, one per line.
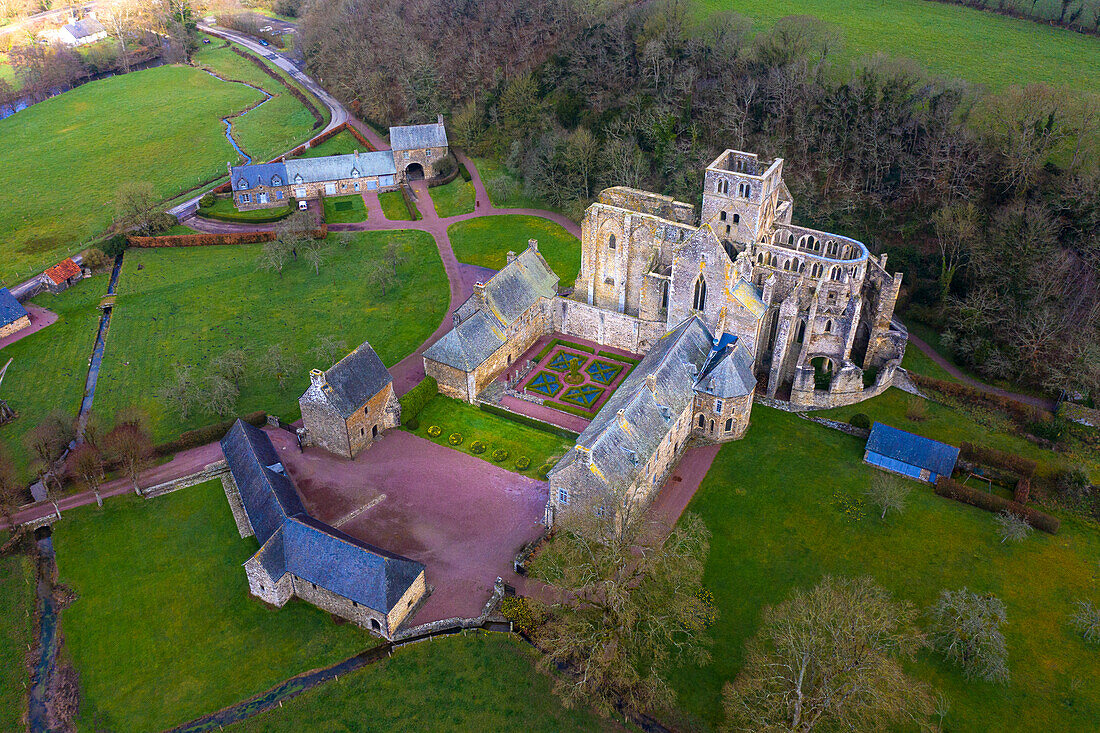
670, 404, 1100, 731
409, 396, 571, 471
471, 157, 557, 211
322, 194, 368, 223
94, 232, 448, 443
0, 551, 35, 733
378, 190, 415, 220
0, 275, 108, 482
0, 53, 16, 90
692, 0, 1100, 93
448, 215, 581, 288
53, 479, 371, 732
230, 632, 607, 732
0, 65, 261, 282
431, 177, 476, 218
294, 130, 364, 159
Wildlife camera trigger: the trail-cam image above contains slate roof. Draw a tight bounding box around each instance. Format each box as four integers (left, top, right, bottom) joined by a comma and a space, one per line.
220, 420, 424, 613
389, 122, 448, 150
424, 244, 557, 371
866, 422, 960, 477
549, 317, 714, 495
285, 151, 396, 183
231, 162, 288, 190
62, 18, 105, 39
731, 279, 766, 319
44, 258, 80, 285
303, 341, 393, 419
695, 336, 756, 398
0, 288, 28, 329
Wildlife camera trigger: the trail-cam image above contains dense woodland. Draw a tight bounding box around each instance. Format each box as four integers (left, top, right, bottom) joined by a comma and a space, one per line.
301, 0, 1100, 401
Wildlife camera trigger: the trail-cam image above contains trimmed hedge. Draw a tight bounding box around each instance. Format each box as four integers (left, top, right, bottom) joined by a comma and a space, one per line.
128, 229, 326, 247
934, 477, 1060, 534
596, 349, 639, 364
909, 373, 1052, 426
960, 442, 1038, 479
153, 411, 266, 456
477, 402, 579, 441
547, 400, 595, 418
196, 205, 292, 224
400, 376, 438, 424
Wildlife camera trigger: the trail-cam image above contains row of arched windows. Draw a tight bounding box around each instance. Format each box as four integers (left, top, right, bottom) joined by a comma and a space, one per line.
714, 178, 752, 199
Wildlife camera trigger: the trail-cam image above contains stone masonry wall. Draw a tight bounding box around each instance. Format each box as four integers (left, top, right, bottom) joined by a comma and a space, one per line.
425, 359, 470, 401
556, 298, 665, 354
300, 399, 351, 458
0, 314, 30, 339
291, 574, 395, 636
220, 470, 254, 539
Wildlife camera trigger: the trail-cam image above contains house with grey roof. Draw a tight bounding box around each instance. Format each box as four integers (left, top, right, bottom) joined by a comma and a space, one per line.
389, 115, 449, 181
424, 240, 559, 402
546, 316, 756, 526
220, 420, 425, 637
58, 17, 106, 46
0, 288, 30, 339
300, 341, 400, 459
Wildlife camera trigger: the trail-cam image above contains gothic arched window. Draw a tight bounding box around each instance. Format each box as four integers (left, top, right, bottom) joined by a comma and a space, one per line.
693, 275, 707, 311
609, 233, 616, 250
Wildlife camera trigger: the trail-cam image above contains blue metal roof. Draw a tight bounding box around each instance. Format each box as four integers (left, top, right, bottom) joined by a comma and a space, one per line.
220, 420, 423, 613
0, 288, 28, 329
866, 422, 959, 477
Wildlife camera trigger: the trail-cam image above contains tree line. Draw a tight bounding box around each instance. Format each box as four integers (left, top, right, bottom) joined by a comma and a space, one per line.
299, 0, 1100, 400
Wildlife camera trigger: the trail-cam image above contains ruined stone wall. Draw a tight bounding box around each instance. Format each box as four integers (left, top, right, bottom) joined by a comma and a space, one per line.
220, 471, 254, 539
555, 298, 665, 354
0, 314, 30, 339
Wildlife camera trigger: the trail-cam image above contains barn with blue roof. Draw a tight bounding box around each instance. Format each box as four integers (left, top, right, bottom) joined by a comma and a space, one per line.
864, 422, 959, 483
0, 288, 30, 339
220, 420, 425, 637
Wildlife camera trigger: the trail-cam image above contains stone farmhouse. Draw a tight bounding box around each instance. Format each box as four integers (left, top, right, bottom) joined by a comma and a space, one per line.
422, 149, 907, 525
220, 420, 425, 638
0, 288, 30, 339
44, 258, 82, 294
299, 341, 400, 459
231, 117, 449, 211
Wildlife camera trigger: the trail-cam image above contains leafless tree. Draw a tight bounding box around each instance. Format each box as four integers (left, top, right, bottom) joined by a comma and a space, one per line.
256, 239, 293, 276
104, 419, 153, 495
994, 510, 1032, 544
303, 239, 330, 275
0, 446, 23, 533
258, 344, 298, 389
114, 181, 161, 235
928, 587, 1009, 684
865, 472, 911, 521
1070, 599, 1100, 644
311, 335, 347, 365
211, 348, 249, 389
100, 0, 139, 73
723, 576, 932, 732
931, 201, 977, 303
67, 443, 105, 508
161, 363, 199, 420
23, 410, 74, 496
384, 237, 407, 276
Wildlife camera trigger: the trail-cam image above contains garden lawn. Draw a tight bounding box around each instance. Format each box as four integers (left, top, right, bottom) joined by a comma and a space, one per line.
94, 231, 448, 443
670, 405, 1100, 731
53, 479, 371, 732
409, 396, 571, 472
0, 65, 261, 282
198, 195, 291, 223
900, 339, 956, 382
323, 194, 368, 223
161, 224, 201, 236
471, 157, 556, 211
230, 632, 608, 732
379, 190, 414, 220
192, 42, 318, 164
0, 551, 35, 733
448, 215, 580, 288
294, 130, 363, 159
431, 177, 475, 217
0, 275, 109, 482
691, 0, 1100, 94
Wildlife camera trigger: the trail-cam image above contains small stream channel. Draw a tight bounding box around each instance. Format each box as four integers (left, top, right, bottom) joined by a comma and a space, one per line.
198, 68, 272, 165
28, 527, 58, 733
75, 254, 123, 437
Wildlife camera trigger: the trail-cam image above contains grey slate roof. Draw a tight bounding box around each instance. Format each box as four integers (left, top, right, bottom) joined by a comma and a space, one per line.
549, 317, 714, 495
307, 341, 393, 419
866, 422, 960, 477
0, 288, 28, 329
389, 122, 448, 150
220, 420, 424, 613
285, 151, 396, 184
695, 336, 756, 398
424, 245, 557, 371
63, 18, 105, 39
231, 162, 288, 190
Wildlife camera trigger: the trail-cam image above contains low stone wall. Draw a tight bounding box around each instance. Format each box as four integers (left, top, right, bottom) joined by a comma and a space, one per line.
142, 461, 229, 498
393, 577, 507, 641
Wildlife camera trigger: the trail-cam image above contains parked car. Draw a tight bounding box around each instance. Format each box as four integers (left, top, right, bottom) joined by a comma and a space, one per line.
259, 39, 269, 46
202, 38, 211, 44
260, 26, 273, 32
298, 200, 308, 211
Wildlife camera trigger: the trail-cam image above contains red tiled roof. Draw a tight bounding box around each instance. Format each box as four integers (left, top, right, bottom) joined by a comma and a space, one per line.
45, 258, 80, 285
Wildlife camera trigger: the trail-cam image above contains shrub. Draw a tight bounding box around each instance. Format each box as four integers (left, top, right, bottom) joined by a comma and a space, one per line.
538, 463, 554, 478
400, 376, 438, 424
1013, 478, 1030, 504
129, 232, 277, 248
849, 413, 871, 430
469, 440, 486, 454
448, 432, 463, 446
909, 373, 1051, 426
80, 247, 112, 271
491, 448, 508, 462
100, 233, 129, 258
905, 396, 928, 422
501, 596, 544, 635
1071, 599, 1100, 644
199, 193, 216, 208
1028, 417, 1067, 442
928, 588, 1009, 684
934, 477, 1060, 534
426, 425, 442, 437
405, 417, 419, 431
959, 442, 1037, 479
515, 456, 531, 471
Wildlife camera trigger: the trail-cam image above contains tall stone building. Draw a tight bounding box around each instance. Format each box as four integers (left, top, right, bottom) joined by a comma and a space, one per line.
299, 341, 400, 459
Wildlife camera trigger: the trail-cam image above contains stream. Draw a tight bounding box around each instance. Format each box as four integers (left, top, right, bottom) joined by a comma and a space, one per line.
198, 68, 272, 165
75, 254, 123, 437
27, 528, 58, 733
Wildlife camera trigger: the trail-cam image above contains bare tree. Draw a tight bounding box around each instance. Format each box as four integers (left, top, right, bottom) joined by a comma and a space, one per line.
311, 335, 348, 366
864, 472, 911, 521
723, 576, 932, 732
23, 410, 74, 496
0, 446, 23, 533
100, 0, 138, 73
994, 510, 1032, 544
384, 237, 407, 276
161, 363, 199, 420
258, 344, 298, 389
1070, 599, 1100, 644
104, 420, 153, 495
114, 181, 161, 235
199, 373, 239, 417
303, 239, 330, 275
529, 485, 714, 716
256, 239, 293, 276
66, 443, 105, 508
211, 348, 249, 389
928, 587, 1009, 684
931, 201, 977, 303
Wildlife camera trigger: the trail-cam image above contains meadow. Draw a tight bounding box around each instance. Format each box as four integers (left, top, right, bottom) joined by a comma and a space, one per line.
448, 215, 581, 288
94, 231, 448, 443
52, 479, 370, 732
693, 0, 1100, 93
0, 550, 34, 733
669, 400, 1100, 731
293, 129, 363, 158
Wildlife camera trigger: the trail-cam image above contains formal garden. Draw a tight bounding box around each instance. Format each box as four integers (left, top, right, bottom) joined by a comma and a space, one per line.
515, 338, 637, 418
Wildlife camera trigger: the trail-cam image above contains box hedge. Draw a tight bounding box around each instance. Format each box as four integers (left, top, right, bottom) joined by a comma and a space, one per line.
934, 477, 1060, 534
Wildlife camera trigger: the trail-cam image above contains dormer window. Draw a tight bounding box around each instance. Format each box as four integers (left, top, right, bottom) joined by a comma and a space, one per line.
295, 174, 303, 183
271, 175, 281, 186
351, 168, 359, 178
237, 179, 248, 190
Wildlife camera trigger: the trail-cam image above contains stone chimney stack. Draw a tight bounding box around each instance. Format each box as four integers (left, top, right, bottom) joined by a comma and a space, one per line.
310, 369, 326, 388
528, 238, 538, 252
646, 372, 657, 394
437, 113, 444, 126
506, 251, 517, 264
616, 409, 630, 432
473, 281, 487, 308
354, 149, 359, 161
576, 444, 593, 465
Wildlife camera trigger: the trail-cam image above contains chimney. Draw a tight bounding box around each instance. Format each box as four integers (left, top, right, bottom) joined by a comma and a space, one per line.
310, 369, 326, 387
528, 238, 538, 252
646, 372, 657, 394
576, 445, 593, 465
473, 281, 487, 307
354, 149, 359, 160
437, 113, 444, 126
506, 251, 517, 264
616, 409, 630, 431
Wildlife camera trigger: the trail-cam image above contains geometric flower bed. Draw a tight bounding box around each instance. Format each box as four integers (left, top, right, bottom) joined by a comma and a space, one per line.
547, 351, 586, 373
560, 384, 604, 408
586, 360, 622, 385
517, 338, 640, 420
527, 371, 561, 398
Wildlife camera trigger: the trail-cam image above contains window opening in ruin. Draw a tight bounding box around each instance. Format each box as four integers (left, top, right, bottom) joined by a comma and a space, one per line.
725, 417, 733, 432
698, 414, 705, 428
710, 420, 715, 433
720, 211, 727, 221
693, 276, 707, 311
372, 425, 378, 438
371, 619, 381, 631
660, 280, 669, 309
609, 233, 616, 249
733, 213, 740, 223
824, 320, 833, 333
795, 320, 806, 343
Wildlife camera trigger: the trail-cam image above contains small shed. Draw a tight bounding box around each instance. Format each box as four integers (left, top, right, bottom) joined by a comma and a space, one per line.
864, 422, 959, 483
44, 258, 82, 294
0, 288, 30, 339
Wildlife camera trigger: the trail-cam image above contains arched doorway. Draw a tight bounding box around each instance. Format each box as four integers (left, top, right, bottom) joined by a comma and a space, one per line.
405, 162, 424, 181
